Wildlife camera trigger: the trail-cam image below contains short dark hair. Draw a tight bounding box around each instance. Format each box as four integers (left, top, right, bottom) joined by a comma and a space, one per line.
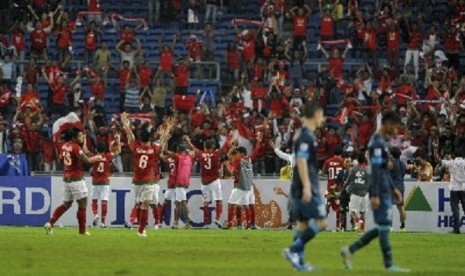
139, 126, 152, 143
357, 151, 367, 164
205, 140, 215, 150
382, 111, 402, 125
391, 147, 402, 159
63, 128, 82, 142
236, 146, 247, 155
303, 101, 323, 119
96, 142, 107, 153
333, 145, 343, 156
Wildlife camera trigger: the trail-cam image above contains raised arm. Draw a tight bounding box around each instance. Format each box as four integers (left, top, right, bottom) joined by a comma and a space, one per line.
120, 112, 135, 145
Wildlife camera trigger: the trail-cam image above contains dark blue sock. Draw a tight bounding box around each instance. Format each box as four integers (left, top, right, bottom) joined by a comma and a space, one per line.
290, 223, 319, 252
378, 225, 393, 268
349, 227, 379, 254
293, 230, 302, 242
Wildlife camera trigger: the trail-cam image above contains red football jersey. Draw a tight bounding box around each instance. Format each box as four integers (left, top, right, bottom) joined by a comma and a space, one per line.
197, 150, 221, 184
323, 156, 344, 190
130, 141, 158, 184
92, 152, 114, 185
61, 142, 85, 182
164, 154, 177, 188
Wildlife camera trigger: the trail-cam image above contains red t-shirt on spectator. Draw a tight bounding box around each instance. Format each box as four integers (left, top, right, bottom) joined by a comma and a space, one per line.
186, 40, 202, 61
396, 84, 415, 106
25, 130, 41, 153
31, 30, 48, 51
173, 64, 190, 87
85, 29, 99, 50
362, 28, 377, 51
11, 28, 25, 51
328, 58, 344, 79
408, 31, 422, 50
241, 39, 256, 62
320, 16, 334, 37
119, 68, 132, 90
88, 0, 101, 12
227, 49, 239, 70
387, 30, 400, 49
119, 30, 136, 44
90, 81, 105, 101
138, 66, 153, 88
159, 49, 173, 71
56, 29, 73, 49
51, 82, 68, 105
293, 15, 308, 37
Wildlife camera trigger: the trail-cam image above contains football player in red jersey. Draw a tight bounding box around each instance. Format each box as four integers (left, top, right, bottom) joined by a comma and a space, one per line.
322, 145, 344, 231
89, 134, 121, 228
121, 113, 159, 237
185, 137, 231, 228
159, 146, 179, 227
44, 128, 103, 235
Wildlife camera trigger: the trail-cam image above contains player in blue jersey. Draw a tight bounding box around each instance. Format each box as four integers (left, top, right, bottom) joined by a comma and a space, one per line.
341, 111, 410, 273
283, 102, 326, 272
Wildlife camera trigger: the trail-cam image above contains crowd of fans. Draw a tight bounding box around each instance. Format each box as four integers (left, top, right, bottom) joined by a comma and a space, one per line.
0, 0, 464, 182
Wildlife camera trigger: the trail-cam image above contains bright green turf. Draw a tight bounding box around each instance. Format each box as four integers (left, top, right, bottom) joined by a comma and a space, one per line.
0, 227, 464, 275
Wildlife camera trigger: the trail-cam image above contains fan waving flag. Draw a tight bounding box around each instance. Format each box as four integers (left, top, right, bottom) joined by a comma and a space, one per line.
52, 112, 84, 142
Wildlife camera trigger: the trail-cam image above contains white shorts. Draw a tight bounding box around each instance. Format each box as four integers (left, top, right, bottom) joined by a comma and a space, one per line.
349, 194, 369, 213
150, 184, 160, 205
175, 187, 187, 202
133, 184, 155, 204
249, 188, 255, 205
201, 179, 223, 202
228, 188, 252, 206
63, 180, 88, 202
164, 188, 176, 201
91, 185, 110, 201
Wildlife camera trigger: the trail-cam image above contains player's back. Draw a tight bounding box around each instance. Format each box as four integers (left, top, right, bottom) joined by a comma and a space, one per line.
291, 127, 320, 197
164, 154, 177, 188
198, 150, 221, 184
61, 141, 84, 182
131, 140, 157, 184
347, 165, 369, 197
324, 155, 344, 184
91, 152, 113, 185
176, 153, 193, 187
368, 134, 392, 198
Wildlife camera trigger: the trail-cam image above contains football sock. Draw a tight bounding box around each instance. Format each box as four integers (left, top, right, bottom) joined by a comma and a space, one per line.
290, 223, 319, 252
349, 227, 379, 254
293, 230, 303, 242
77, 207, 86, 234
379, 226, 393, 268
174, 202, 180, 224
161, 201, 169, 224
91, 199, 98, 216
336, 211, 341, 228
400, 222, 405, 229
203, 203, 210, 225
138, 209, 148, 234
236, 207, 242, 227
101, 200, 108, 224
129, 205, 138, 224
361, 220, 366, 232
245, 208, 251, 228
50, 204, 69, 226
250, 205, 255, 225
152, 205, 159, 225
215, 202, 223, 220
182, 203, 190, 225
227, 206, 234, 227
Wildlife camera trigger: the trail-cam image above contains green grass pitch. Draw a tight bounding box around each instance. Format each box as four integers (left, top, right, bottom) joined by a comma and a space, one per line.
0, 227, 464, 275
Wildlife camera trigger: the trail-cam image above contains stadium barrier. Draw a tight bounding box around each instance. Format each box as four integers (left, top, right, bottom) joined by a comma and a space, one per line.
0, 176, 462, 232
